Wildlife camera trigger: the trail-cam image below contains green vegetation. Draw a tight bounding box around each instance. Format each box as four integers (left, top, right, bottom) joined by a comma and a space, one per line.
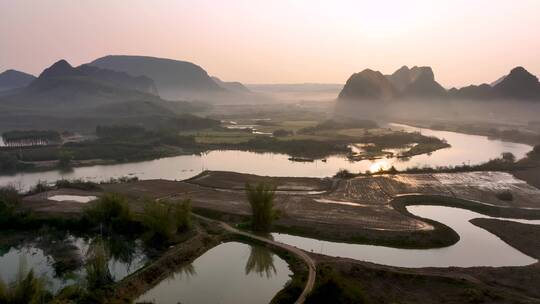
299, 119, 378, 134
54, 179, 100, 191
57, 150, 74, 168
0, 259, 51, 304
246, 182, 278, 232
232, 136, 350, 158
141, 199, 192, 245
83, 193, 135, 233
332, 152, 520, 177
305, 265, 366, 304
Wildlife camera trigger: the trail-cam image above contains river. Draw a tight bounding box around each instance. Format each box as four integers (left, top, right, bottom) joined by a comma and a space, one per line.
272, 205, 540, 268
0, 124, 532, 191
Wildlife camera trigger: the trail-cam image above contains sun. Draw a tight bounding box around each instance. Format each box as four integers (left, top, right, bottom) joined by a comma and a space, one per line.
369, 160, 392, 173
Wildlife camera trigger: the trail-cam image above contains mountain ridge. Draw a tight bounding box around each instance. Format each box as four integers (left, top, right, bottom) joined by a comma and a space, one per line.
89, 55, 222, 100
339, 66, 540, 101
0, 69, 36, 92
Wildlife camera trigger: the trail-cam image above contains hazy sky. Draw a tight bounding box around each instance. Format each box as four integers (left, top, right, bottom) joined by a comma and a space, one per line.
1, 0, 539, 87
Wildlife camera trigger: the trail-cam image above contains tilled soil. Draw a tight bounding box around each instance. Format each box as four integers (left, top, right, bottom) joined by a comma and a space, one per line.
21, 171, 540, 247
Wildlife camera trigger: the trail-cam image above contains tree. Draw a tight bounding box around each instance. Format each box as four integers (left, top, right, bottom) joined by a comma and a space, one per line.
245, 182, 278, 232
58, 150, 74, 168
501, 152, 516, 163
141, 199, 192, 244
84, 193, 133, 232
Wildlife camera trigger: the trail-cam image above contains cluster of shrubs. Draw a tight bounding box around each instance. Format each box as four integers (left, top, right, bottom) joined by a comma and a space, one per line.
298, 119, 378, 134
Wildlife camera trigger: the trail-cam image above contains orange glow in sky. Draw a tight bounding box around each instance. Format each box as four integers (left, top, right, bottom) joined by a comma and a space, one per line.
1, 0, 539, 87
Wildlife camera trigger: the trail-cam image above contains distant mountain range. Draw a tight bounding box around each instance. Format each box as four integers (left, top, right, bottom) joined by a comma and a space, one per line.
339, 66, 540, 102
89, 55, 223, 100
0, 69, 36, 92
0, 54, 270, 129
0, 59, 202, 130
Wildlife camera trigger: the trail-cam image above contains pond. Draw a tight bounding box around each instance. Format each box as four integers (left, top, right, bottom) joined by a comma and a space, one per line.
48, 195, 98, 203
135, 242, 292, 304
272, 205, 540, 268
0, 124, 532, 191
0, 234, 147, 292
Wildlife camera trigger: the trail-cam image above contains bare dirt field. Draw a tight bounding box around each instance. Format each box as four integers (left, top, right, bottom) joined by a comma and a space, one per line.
21, 170, 540, 248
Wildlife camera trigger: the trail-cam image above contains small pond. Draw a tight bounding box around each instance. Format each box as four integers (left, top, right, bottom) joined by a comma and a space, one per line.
48, 195, 98, 203
0, 234, 147, 292
136, 242, 292, 304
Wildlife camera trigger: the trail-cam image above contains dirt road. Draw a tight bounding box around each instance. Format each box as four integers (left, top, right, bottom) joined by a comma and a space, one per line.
192, 213, 316, 304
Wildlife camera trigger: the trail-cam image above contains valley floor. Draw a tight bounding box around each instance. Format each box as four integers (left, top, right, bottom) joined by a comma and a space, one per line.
13, 169, 540, 303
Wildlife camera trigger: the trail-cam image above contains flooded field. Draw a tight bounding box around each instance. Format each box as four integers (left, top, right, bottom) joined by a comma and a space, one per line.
0, 235, 147, 292
272, 205, 540, 268
135, 242, 291, 304
0, 125, 532, 191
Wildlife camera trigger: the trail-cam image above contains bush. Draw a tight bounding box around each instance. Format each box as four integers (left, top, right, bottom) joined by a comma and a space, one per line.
58, 150, 74, 168
501, 152, 516, 163
84, 193, 133, 232
0, 186, 20, 226
299, 119, 378, 134
246, 182, 278, 232
141, 199, 192, 244
306, 266, 366, 304
27, 180, 52, 195
334, 169, 357, 179
55, 179, 100, 191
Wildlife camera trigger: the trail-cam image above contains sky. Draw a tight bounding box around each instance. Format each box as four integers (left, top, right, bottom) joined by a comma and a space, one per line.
1, 0, 539, 88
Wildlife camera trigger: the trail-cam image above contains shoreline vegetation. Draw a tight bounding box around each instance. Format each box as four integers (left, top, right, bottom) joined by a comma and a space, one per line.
0, 119, 451, 175
335, 147, 540, 178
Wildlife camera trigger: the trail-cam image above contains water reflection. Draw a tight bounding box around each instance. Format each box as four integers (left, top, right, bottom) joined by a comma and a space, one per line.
245, 245, 277, 278
136, 242, 291, 304
272, 205, 540, 268
0, 233, 147, 292
171, 263, 197, 281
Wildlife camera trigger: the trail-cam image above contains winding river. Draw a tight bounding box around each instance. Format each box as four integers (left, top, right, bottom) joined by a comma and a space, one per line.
0, 124, 532, 191
273, 205, 540, 268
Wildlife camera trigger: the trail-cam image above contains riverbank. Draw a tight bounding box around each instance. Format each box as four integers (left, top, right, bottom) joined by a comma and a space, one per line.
305, 216, 540, 303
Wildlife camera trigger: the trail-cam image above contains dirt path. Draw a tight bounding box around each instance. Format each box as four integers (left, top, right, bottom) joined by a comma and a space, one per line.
192, 213, 316, 304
